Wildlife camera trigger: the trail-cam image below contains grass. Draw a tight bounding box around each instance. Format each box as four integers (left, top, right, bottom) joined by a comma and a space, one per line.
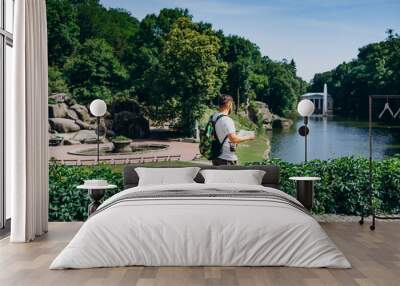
236, 130, 269, 164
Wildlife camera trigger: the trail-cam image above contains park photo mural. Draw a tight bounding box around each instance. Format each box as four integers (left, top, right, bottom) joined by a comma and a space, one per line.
47, 0, 400, 220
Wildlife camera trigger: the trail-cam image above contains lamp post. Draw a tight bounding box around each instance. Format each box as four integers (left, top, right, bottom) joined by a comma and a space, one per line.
79, 100, 110, 216
89, 99, 107, 163
297, 99, 315, 162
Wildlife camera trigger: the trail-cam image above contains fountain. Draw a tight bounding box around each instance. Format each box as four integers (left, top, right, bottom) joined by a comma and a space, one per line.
111, 136, 132, 153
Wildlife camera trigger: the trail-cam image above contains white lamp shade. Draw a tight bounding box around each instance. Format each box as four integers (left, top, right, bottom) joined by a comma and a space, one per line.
297, 99, 315, 117
90, 99, 107, 117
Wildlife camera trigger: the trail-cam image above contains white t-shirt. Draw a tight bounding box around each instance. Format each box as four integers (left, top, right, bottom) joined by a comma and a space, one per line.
212, 112, 238, 161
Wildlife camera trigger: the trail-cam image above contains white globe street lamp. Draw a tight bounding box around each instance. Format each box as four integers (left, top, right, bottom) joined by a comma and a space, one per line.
297, 99, 315, 117
90, 99, 107, 117
89, 99, 107, 163
297, 99, 315, 162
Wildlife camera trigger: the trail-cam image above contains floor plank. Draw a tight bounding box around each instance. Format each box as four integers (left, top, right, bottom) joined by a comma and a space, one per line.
0, 221, 399, 286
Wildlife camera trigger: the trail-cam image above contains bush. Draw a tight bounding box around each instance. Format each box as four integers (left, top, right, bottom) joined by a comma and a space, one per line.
49, 164, 123, 221
112, 135, 130, 142
48, 66, 69, 94
49, 156, 400, 221
248, 156, 400, 215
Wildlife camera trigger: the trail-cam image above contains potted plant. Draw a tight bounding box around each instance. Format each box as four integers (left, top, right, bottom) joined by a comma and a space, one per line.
111, 135, 132, 153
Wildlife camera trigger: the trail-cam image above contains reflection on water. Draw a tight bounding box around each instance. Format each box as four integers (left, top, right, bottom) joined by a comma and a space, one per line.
268, 117, 400, 163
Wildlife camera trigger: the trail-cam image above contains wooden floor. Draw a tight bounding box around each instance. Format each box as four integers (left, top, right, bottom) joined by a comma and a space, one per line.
0, 222, 399, 286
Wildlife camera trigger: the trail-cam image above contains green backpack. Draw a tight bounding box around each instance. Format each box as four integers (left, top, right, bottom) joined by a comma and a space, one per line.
199, 114, 229, 160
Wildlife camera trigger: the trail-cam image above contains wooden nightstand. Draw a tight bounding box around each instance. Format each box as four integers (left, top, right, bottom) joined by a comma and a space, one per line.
289, 177, 321, 210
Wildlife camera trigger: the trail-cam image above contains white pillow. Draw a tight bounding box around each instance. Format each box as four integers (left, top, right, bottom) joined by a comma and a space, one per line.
136, 167, 201, 186
200, 169, 265, 185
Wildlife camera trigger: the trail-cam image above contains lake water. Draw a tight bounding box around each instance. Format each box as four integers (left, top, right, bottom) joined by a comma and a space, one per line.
268, 117, 400, 163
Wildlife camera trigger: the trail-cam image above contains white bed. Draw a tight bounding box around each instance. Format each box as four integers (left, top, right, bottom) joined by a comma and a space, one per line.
50, 183, 351, 269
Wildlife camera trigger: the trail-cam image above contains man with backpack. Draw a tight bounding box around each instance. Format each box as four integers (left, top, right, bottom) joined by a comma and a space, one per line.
199, 94, 256, 165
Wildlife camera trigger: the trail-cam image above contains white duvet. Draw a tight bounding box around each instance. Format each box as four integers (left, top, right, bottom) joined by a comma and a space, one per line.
50, 183, 350, 269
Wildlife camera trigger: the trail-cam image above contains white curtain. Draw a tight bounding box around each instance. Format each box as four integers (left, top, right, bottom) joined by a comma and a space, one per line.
9, 0, 49, 242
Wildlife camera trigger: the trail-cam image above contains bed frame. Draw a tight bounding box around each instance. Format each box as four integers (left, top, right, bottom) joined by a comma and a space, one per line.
123, 164, 280, 190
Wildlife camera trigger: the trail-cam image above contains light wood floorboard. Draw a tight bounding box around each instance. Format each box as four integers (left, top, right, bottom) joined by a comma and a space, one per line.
0, 222, 399, 286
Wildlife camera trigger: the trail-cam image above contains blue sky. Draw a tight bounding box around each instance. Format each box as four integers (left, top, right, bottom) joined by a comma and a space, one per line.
100, 0, 400, 81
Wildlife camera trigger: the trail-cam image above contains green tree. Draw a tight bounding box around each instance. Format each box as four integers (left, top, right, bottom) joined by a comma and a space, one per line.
267, 68, 298, 115
155, 17, 227, 135
258, 57, 305, 116
75, 1, 139, 59
219, 35, 306, 116
131, 8, 191, 51
46, 0, 80, 67
124, 8, 191, 105
64, 38, 128, 104
48, 66, 69, 94
220, 35, 262, 112
310, 30, 400, 117
46, 1, 308, 122
249, 73, 269, 103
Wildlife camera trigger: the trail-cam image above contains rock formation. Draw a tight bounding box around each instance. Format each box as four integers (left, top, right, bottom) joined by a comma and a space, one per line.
70, 104, 91, 122
271, 116, 293, 129
248, 101, 293, 130
248, 101, 273, 130
48, 94, 97, 145
49, 118, 81, 133
48, 93, 150, 146
48, 103, 68, 118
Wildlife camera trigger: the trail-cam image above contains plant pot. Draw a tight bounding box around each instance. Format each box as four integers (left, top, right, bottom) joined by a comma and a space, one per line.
112, 140, 132, 153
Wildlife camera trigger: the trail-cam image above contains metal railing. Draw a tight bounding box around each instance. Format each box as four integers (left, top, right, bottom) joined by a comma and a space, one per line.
49, 155, 182, 166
